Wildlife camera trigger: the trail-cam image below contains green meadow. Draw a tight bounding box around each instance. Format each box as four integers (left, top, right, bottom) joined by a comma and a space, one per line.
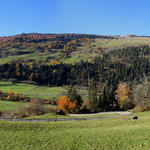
0, 100, 27, 112
0, 111, 149, 150
0, 81, 66, 99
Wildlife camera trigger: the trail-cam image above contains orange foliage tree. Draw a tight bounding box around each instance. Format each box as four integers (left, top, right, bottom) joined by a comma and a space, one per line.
57, 96, 77, 113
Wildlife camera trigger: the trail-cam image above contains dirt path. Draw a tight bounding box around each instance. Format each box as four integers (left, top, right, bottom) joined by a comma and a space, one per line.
69, 111, 132, 117
0, 111, 132, 122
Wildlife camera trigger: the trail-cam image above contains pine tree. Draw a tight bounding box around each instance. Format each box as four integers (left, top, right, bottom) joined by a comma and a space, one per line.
88, 79, 98, 112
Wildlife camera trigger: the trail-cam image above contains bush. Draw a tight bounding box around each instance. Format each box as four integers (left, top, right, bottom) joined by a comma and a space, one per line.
0, 110, 10, 118
133, 102, 150, 112
56, 109, 66, 115
25, 98, 46, 116
132, 78, 150, 112
80, 100, 91, 113
133, 105, 145, 112
10, 109, 27, 119
0, 90, 30, 102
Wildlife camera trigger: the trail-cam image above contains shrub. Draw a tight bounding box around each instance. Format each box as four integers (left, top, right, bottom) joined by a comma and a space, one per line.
133, 105, 145, 112
80, 100, 91, 113
132, 78, 150, 111
0, 90, 30, 102
0, 110, 10, 118
25, 98, 46, 116
10, 109, 27, 119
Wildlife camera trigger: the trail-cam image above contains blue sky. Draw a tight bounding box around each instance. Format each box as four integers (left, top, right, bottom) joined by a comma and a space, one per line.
0, 0, 150, 36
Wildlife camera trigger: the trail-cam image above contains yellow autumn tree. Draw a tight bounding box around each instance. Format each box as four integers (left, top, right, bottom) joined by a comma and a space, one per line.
116, 82, 133, 110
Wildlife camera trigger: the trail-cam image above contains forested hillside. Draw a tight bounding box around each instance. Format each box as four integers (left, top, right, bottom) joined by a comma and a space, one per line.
1, 33, 150, 112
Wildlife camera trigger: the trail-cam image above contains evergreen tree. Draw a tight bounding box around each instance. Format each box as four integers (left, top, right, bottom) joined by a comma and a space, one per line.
88, 79, 98, 112
67, 87, 82, 111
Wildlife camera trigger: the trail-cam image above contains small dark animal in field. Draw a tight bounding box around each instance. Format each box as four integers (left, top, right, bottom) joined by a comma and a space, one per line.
133, 116, 138, 120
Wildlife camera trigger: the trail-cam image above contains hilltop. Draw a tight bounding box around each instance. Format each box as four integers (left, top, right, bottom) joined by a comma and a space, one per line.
1, 33, 150, 65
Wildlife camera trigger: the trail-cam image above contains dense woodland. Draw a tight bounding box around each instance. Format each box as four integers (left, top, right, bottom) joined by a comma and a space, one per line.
0, 45, 150, 86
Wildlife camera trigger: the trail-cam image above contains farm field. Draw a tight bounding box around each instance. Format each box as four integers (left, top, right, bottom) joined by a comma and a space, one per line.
0, 111, 149, 150
0, 81, 66, 99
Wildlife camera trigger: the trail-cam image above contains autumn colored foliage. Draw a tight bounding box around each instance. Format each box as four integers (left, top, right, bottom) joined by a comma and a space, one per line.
116, 82, 132, 110
57, 96, 77, 113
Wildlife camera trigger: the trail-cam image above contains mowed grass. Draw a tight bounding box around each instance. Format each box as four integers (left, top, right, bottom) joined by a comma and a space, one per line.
0, 111, 149, 149
0, 81, 66, 99
93, 37, 150, 49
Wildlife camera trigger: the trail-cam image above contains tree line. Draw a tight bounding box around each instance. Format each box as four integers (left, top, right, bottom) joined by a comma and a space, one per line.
0, 45, 150, 86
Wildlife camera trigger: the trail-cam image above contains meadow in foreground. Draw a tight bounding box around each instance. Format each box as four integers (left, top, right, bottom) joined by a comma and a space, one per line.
0, 111, 149, 150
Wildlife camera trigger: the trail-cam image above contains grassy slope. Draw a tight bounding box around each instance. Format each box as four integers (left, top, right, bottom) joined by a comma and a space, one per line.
0, 81, 66, 99
0, 111, 149, 150
0, 100, 27, 111
0, 100, 58, 113
0, 81, 88, 99
93, 37, 150, 49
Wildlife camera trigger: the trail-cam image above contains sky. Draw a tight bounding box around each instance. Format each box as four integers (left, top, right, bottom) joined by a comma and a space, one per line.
0, 0, 150, 36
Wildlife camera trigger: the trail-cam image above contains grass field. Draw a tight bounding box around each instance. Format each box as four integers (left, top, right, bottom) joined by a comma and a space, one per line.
0, 111, 149, 149
0, 81, 66, 99
0, 81, 88, 99
0, 100, 27, 112
93, 37, 150, 49
0, 49, 61, 65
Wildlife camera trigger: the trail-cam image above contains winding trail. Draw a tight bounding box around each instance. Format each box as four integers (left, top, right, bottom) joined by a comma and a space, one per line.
0, 111, 132, 122
69, 111, 132, 117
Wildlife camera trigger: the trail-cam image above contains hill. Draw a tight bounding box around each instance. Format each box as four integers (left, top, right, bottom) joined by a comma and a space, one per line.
0, 33, 150, 113
1, 33, 150, 65
0, 33, 150, 87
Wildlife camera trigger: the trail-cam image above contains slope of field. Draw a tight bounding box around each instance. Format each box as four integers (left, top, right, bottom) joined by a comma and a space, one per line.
0, 81, 89, 99
94, 36, 150, 47
0, 81, 66, 99
0, 100, 27, 111
0, 111, 149, 150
